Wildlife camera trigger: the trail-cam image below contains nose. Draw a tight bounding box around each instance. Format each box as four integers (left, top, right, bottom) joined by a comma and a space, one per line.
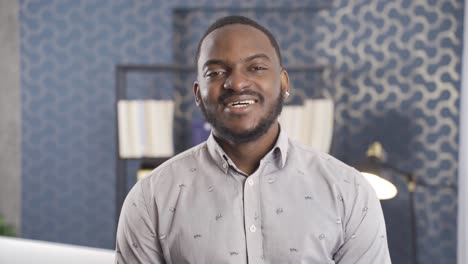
223, 70, 251, 91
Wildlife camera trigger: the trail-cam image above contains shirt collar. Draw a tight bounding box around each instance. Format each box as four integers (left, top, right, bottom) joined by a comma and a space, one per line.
206, 134, 231, 174
206, 126, 289, 174
271, 126, 289, 168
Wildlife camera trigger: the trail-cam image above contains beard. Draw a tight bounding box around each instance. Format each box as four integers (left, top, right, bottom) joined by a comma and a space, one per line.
199, 89, 284, 144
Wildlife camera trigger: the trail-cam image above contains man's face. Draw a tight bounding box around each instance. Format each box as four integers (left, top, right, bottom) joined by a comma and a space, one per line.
194, 24, 288, 144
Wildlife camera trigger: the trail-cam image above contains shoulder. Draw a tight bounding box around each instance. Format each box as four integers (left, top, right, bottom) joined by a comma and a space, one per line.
287, 140, 380, 221
134, 142, 209, 196
288, 140, 356, 177
287, 139, 373, 195
142, 141, 208, 180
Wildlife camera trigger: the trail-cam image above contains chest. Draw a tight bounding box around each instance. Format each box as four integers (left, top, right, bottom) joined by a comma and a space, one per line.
156, 171, 344, 264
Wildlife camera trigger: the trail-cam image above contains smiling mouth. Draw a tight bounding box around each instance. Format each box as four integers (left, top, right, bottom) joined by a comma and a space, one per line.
227, 100, 257, 108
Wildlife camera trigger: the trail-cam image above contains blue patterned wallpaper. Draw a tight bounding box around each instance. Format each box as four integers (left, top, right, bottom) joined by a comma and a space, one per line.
19, 0, 462, 263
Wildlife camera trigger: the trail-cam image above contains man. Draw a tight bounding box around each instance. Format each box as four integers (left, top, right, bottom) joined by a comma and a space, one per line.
116, 15, 391, 263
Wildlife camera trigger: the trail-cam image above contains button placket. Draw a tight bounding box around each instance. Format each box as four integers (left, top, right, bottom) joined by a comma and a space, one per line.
243, 168, 264, 264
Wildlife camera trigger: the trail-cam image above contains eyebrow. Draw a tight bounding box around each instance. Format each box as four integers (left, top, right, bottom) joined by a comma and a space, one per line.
202, 53, 271, 70
242, 53, 271, 63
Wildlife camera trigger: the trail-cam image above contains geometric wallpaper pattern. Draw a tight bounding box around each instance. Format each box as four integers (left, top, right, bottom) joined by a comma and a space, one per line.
19, 0, 462, 263
315, 1, 462, 263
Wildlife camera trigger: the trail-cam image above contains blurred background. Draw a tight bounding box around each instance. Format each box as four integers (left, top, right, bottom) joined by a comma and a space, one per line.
0, 0, 465, 263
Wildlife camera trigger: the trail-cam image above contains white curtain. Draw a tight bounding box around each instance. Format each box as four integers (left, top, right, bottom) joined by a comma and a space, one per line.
457, 2, 468, 263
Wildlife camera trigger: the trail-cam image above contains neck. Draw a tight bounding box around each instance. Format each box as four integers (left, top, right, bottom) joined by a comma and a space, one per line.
214, 122, 280, 175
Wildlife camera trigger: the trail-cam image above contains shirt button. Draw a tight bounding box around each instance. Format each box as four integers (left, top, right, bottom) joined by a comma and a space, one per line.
249, 225, 256, 232
222, 163, 228, 169
248, 178, 254, 186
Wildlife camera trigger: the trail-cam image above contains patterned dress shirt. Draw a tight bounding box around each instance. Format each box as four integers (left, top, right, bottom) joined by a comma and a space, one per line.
115, 130, 392, 263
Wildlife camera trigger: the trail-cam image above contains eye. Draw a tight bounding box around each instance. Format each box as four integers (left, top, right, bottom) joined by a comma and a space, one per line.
205, 70, 226, 79
250, 66, 268, 71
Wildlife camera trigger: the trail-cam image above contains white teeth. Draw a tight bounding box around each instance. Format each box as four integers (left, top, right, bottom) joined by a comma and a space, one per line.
229, 100, 256, 107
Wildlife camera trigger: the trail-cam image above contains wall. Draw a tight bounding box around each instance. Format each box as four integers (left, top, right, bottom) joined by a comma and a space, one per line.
0, 0, 21, 233
457, 1, 468, 263
319, 2, 462, 263
19, 0, 462, 263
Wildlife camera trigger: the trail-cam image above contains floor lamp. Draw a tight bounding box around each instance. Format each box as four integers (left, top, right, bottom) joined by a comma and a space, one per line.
359, 142, 418, 264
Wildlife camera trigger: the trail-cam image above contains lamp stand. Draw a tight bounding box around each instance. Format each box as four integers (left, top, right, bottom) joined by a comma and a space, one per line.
408, 175, 418, 264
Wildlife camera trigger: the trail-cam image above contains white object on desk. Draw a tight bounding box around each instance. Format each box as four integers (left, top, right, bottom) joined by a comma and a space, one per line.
0, 236, 114, 264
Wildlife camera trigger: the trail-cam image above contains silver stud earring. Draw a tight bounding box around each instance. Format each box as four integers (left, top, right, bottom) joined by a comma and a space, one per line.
284, 91, 290, 98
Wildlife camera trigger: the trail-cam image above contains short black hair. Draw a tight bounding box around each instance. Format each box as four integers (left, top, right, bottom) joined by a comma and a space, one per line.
195, 15, 282, 70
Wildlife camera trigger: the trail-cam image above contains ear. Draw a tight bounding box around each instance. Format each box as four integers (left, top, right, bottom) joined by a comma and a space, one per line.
193, 81, 201, 106
280, 69, 290, 94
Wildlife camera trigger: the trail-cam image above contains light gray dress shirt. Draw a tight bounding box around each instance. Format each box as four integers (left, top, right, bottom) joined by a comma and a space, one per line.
115, 130, 391, 263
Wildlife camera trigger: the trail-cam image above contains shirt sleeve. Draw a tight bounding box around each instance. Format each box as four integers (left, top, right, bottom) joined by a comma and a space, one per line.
115, 180, 166, 264
334, 169, 392, 264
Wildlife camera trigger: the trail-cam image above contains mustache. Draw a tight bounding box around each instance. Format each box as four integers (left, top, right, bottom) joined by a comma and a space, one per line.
218, 90, 264, 103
